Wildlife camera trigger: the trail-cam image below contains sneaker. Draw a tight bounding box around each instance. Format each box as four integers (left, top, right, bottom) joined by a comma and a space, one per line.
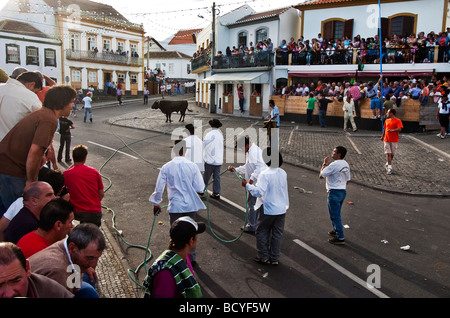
241, 226, 255, 234
253, 256, 269, 264
211, 194, 220, 200
372, 116, 377, 119
437, 133, 442, 137
387, 168, 392, 175
89, 118, 92, 122
328, 237, 345, 245
441, 134, 446, 139
385, 162, 389, 170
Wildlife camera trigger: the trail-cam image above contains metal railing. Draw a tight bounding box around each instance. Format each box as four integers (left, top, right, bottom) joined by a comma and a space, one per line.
191, 51, 275, 71
65, 49, 143, 66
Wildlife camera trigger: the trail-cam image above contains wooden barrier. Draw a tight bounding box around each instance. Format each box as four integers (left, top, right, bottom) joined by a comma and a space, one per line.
270, 95, 422, 122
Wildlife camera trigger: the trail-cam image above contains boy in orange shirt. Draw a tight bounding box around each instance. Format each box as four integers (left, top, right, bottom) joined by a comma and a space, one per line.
381, 109, 403, 175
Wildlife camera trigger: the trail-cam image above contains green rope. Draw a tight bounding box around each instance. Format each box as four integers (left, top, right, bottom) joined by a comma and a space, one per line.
98, 122, 250, 289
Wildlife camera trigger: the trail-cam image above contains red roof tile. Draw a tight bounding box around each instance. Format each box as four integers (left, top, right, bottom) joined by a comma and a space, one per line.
168, 29, 203, 45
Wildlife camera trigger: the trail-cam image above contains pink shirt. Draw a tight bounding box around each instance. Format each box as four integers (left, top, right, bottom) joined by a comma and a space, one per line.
152, 254, 194, 298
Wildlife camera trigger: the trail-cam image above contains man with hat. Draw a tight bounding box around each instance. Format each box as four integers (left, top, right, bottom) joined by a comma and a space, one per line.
143, 216, 205, 298
203, 119, 224, 199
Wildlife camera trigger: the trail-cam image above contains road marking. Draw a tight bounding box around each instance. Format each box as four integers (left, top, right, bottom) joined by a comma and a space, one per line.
87, 141, 139, 160
406, 135, 450, 161
346, 135, 362, 155
293, 239, 390, 298
208, 192, 389, 298
288, 125, 298, 145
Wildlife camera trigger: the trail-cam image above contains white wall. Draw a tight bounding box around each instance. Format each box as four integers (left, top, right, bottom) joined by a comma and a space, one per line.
302, 0, 446, 41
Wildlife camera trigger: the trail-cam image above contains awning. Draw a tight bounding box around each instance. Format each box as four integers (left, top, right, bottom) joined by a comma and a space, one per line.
357, 69, 434, 77
202, 72, 269, 84
288, 70, 357, 77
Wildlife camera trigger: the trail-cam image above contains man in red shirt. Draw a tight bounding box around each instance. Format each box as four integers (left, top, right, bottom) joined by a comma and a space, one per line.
63, 145, 104, 226
17, 198, 74, 258
381, 109, 403, 175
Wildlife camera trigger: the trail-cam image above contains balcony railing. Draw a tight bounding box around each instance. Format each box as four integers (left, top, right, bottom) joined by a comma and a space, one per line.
191, 51, 275, 72
65, 49, 143, 66
277, 46, 449, 66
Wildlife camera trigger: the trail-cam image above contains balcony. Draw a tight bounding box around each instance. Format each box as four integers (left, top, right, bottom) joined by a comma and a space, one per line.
65, 49, 143, 67
191, 52, 275, 72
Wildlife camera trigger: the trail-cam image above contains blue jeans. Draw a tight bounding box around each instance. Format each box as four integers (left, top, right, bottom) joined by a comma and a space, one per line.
0, 174, 26, 217
203, 163, 221, 196
327, 189, 347, 240
319, 110, 327, 127
83, 108, 92, 122
74, 273, 98, 298
239, 98, 244, 111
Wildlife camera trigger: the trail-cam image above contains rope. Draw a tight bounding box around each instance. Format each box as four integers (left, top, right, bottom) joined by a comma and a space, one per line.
98, 122, 250, 289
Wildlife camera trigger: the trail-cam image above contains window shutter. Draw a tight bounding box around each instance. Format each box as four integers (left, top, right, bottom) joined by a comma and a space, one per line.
344, 19, 354, 39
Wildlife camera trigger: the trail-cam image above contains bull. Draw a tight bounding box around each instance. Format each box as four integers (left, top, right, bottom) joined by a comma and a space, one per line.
151, 100, 190, 123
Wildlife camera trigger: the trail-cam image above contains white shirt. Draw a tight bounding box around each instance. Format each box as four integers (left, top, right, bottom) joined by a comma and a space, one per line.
0, 78, 42, 140
235, 143, 267, 182
184, 134, 204, 172
321, 160, 351, 191
438, 98, 450, 114
82, 96, 92, 108
246, 167, 289, 215
149, 156, 206, 213
203, 128, 224, 165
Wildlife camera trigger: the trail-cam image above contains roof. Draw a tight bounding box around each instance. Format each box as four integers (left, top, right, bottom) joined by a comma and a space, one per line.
227, 6, 293, 26
0, 19, 50, 39
43, 0, 127, 21
146, 51, 192, 59
295, 0, 373, 9
168, 29, 203, 45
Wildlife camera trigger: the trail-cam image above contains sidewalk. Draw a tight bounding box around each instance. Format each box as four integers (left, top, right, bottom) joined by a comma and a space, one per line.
92, 94, 450, 298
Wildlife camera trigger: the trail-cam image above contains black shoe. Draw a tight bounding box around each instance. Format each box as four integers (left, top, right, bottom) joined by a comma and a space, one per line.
241, 226, 255, 234
211, 194, 220, 200
328, 237, 345, 245
65, 159, 72, 164
89, 118, 92, 122
328, 230, 337, 238
253, 256, 268, 264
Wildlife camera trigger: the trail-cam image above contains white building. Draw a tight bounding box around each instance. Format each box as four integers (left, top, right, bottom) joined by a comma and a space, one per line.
0, 0, 145, 95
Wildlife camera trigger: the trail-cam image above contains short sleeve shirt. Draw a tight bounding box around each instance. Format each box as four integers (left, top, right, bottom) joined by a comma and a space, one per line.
383, 118, 403, 142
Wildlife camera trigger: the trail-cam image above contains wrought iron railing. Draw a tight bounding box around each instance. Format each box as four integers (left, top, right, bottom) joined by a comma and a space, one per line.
65, 49, 143, 66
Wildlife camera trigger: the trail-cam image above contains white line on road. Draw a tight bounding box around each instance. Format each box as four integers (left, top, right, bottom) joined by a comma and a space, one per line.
293, 239, 390, 298
406, 135, 450, 161
288, 126, 298, 145
87, 141, 139, 160
209, 190, 390, 298
346, 135, 362, 155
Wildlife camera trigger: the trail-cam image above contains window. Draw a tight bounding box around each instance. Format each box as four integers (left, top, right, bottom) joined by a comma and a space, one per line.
130, 43, 137, 55
117, 73, 125, 83
44, 49, 56, 67
88, 71, 97, 83
6, 44, 20, 64
322, 19, 353, 42
87, 36, 96, 50
256, 28, 268, 43
117, 41, 125, 53
70, 33, 80, 51
238, 31, 248, 48
26, 46, 39, 65
130, 74, 137, 84
389, 15, 415, 38
169, 63, 174, 73
71, 69, 81, 82
103, 39, 111, 51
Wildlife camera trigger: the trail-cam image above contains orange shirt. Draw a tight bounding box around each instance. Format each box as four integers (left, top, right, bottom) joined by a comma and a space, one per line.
383, 117, 403, 142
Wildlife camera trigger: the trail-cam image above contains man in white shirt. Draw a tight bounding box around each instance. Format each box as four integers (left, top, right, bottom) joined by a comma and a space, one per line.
82, 93, 93, 123
149, 140, 206, 262
228, 136, 267, 233
203, 119, 224, 199
243, 148, 288, 265
319, 146, 351, 245
183, 124, 204, 172
0, 71, 43, 141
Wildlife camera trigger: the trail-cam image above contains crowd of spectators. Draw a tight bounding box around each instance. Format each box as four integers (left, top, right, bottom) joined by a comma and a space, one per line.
273, 73, 449, 107
275, 29, 450, 66
191, 28, 450, 68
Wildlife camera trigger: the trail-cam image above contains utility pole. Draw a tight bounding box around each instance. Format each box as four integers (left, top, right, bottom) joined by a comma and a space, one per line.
212, 2, 216, 59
